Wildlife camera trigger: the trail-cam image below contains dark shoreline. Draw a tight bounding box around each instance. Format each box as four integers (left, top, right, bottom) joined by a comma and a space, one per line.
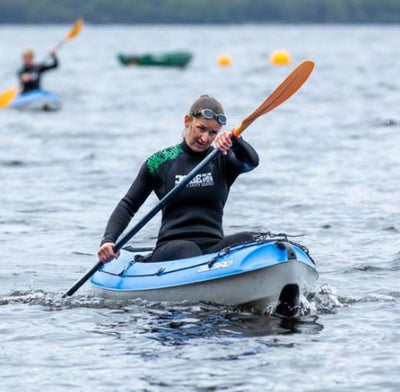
1, 0, 399, 24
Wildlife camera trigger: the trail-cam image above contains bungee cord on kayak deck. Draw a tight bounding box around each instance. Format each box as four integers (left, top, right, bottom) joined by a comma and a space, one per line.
105, 231, 314, 276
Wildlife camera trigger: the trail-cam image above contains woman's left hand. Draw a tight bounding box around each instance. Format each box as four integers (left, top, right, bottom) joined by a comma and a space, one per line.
215, 131, 233, 155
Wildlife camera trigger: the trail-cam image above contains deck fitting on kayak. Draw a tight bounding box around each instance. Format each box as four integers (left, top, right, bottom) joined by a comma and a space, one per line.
276, 241, 297, 260
156, 267, 166, 275
118, 259, 136, 276
208, 247, 231, 268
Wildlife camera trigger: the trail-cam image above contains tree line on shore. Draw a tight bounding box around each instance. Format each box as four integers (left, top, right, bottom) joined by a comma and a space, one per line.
1, 0, 400, 23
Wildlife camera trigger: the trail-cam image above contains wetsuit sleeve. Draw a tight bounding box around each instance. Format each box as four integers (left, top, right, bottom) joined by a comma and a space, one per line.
224, 137, 259, 184
231, 137, 259, 168
17, 68, 24, 87
100, 162, 155, 245
39, 54, 59, 72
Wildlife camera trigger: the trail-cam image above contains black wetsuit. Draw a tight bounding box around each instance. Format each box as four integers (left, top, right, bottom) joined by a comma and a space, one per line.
18, 55, 58, 93
101, 137, 259, 261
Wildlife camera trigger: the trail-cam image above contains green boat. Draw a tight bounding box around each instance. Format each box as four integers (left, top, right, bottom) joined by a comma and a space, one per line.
117, 51, 192, 68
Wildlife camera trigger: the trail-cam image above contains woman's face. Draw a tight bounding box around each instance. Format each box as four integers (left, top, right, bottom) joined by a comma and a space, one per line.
23, 53, 34, 66
184, 115, 221, 153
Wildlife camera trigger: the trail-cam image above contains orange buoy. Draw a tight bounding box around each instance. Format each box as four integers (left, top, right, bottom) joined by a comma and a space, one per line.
270, 50, 292, 66
217, 55, 232, 67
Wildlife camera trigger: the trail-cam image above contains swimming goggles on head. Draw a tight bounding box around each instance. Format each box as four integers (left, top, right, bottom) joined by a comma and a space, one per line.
192, 109, 227, 126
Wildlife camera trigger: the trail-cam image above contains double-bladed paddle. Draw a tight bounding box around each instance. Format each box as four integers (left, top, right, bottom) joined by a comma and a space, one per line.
53, 18, 84, 52
62, 60, 315, 298
0, 18, 84, 109
0, 88, 18, 109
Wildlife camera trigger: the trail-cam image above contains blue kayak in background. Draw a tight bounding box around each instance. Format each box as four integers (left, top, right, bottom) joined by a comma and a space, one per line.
90, 239, 318, 316
10, 89, 61, 111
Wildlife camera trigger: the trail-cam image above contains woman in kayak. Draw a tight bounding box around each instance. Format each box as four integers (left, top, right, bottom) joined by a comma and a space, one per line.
98, 95, 259, 263
18, 48, 59, 93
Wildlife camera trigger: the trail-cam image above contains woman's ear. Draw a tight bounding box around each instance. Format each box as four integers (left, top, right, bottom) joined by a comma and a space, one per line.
184, 114, 192, 129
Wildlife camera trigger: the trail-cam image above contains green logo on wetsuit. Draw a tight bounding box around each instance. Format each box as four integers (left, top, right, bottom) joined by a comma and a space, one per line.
147, 144, 183, 175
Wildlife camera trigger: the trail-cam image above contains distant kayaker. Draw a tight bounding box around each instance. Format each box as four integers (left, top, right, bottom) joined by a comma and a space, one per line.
18, 49, 59, 93
98, 95, 259, 263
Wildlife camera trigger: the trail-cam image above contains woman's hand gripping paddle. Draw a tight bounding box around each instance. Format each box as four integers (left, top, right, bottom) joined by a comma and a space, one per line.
62, 60, 315, 298
0, 18, 84, 109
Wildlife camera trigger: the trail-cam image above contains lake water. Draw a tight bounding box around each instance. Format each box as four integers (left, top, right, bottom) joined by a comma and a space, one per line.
1, 24, 399, 391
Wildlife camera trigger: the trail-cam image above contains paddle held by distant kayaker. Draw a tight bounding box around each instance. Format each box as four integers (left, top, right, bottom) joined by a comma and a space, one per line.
18, 48, 59, 93
98, 95, 260, 263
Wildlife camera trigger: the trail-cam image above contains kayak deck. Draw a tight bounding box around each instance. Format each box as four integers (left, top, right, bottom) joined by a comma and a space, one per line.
90, 240, 318, 313
10, 89, 61, 111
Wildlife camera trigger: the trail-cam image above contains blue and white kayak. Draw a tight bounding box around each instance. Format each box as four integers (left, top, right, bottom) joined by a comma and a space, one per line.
10, 89, 61, 111
90, 240, 318, 315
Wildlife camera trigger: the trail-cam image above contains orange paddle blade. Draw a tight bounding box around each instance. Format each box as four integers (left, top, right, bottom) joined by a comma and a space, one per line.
233, 60, 315, 137
66, 18, 84, 40
0, 88, 18, 109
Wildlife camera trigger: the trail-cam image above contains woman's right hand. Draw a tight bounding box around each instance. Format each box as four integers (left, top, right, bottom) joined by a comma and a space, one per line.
21, 73, 31, 82
97, 242, 120, 263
